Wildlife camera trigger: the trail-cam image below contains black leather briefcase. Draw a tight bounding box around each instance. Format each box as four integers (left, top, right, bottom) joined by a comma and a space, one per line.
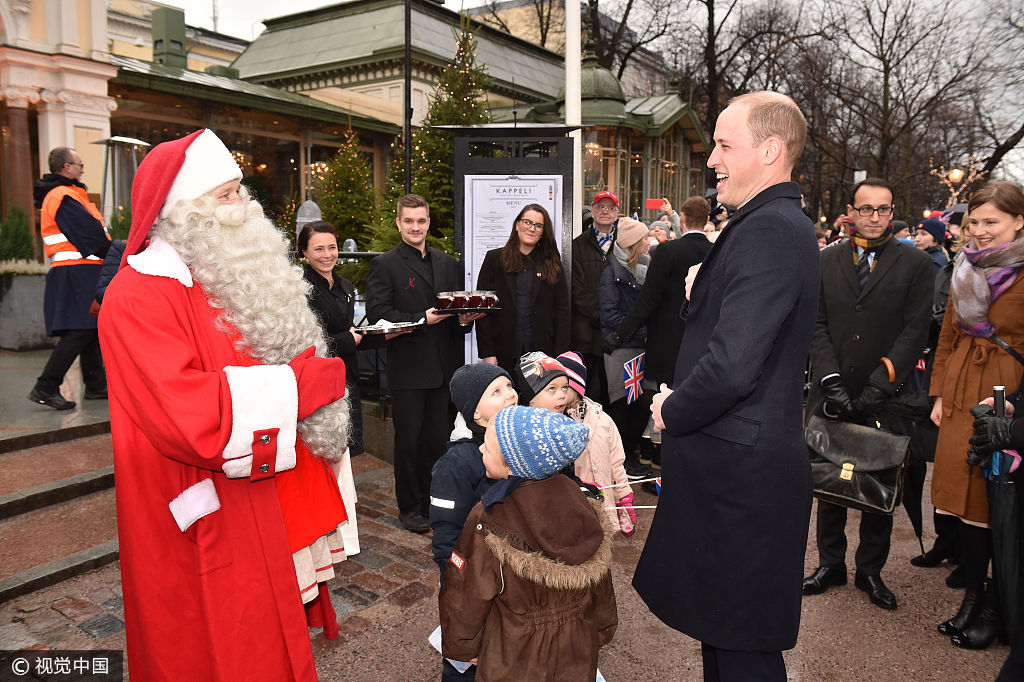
805, 414, 912, 515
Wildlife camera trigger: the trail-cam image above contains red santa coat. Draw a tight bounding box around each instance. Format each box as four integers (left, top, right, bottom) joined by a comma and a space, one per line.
98, 238, 340, 681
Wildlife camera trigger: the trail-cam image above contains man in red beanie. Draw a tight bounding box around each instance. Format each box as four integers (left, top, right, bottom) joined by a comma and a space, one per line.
99, 129, 350, 681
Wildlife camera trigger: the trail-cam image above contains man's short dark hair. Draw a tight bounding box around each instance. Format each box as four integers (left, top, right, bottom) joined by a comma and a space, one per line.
681, 196, 711, 229
397, 193, 429, 217
850, 177, 894, 205
48, 147, 76, 174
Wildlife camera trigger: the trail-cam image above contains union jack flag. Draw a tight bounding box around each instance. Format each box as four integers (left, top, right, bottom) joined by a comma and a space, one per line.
624, 353, 645, 404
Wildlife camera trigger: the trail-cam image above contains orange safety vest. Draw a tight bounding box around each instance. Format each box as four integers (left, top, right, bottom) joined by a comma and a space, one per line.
40, 185, 111, 267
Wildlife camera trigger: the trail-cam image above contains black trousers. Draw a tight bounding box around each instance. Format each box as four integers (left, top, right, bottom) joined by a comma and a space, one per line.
580, 352, 609, 408
607, 391, 654, 459
391, 385, 449, 516
36, 329, 105, 394
816, 501, 893, 576
700, 643, 785, 682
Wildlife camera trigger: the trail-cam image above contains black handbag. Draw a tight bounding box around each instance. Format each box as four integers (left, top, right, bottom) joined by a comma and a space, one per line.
805, 414, 912, 515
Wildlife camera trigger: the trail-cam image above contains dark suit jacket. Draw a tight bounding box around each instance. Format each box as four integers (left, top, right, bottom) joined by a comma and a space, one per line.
473, 248, 570, 374
570, 227, 611, 355
806, 238, 934, 415
615, 231, 712, 384
632, 182, 820, 652
365, 241, 468, 390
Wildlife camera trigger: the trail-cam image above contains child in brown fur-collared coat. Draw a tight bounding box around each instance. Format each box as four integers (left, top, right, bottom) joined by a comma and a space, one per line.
438, 406, 617, 681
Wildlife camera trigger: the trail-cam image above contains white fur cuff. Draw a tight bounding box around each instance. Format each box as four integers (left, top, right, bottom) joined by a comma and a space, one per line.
168, 478, 221, 532
222, 364, 298, 478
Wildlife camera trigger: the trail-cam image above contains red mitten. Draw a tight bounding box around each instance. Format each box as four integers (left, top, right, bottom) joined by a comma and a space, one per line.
620, 492, 637, 525
618, 508, 635, 537
288, 346, 346, 420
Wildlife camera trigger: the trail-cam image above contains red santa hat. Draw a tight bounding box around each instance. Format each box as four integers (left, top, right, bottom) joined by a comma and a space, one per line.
120, 128, 243, 268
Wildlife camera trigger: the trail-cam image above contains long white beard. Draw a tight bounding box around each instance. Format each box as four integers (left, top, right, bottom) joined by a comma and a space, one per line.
154, 192, 349, 461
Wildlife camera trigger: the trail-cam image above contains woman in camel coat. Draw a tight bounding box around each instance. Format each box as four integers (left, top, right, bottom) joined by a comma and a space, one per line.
930, 181, 1024, 649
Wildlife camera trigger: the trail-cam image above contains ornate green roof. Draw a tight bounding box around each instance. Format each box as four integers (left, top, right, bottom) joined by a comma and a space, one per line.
110, 54, 399, 134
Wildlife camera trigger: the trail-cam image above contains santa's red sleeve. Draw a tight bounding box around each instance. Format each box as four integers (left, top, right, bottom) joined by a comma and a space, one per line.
99, 264, 298, 481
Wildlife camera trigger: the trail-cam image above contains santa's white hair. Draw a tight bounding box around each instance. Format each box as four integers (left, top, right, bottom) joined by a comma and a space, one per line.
154, 187, 349, 461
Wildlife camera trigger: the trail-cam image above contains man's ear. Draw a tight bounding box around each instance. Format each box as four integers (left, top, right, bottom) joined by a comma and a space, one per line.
763, 138, 783, 165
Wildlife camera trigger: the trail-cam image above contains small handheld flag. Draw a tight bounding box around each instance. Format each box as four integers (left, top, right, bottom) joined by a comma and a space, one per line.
624, 353, 644, 404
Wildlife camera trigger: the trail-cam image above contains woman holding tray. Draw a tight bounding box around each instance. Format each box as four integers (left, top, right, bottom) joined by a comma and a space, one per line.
475, 204, 570, 376
300, 220, 384, 458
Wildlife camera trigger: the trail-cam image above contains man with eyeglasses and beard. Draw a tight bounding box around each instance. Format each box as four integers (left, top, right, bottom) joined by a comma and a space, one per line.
802, 177, 934, 611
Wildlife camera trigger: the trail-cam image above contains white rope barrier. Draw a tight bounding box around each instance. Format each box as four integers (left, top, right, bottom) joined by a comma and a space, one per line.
599, 476, 660, 489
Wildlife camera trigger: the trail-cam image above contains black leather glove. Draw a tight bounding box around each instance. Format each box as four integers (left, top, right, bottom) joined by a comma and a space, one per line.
601, 331, 622, 355
854, 381, 889, 417
821, 376, 854, 420
968, 404, 1013, 467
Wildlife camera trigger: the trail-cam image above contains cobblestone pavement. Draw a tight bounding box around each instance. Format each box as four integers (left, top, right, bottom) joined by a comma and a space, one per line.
0, 452, 1010, 681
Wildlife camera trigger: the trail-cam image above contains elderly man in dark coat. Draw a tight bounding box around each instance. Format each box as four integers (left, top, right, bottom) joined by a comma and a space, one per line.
634, 91, 819, 682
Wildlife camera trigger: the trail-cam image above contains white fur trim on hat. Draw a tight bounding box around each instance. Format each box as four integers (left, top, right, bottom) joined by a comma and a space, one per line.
221, 364, 298, 478
159, 129, 243, 219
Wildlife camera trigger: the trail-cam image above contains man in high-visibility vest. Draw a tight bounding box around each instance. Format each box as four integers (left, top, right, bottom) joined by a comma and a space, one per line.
29, 147, 111, 409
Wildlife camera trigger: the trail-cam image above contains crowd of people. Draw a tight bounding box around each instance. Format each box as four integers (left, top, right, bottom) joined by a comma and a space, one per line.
26, 87, 1024, 681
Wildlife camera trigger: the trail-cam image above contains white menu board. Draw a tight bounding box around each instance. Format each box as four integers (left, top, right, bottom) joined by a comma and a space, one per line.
462, 175, 563, 364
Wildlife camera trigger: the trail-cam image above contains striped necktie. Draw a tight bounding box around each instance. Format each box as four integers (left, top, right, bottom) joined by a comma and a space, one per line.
856, 249, 873, 290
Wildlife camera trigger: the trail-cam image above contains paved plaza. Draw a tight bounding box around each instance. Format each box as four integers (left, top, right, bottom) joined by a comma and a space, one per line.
0, 350, 1009, 680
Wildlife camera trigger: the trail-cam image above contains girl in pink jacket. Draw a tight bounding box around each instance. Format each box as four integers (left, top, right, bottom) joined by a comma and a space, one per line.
558, 351, 637, 536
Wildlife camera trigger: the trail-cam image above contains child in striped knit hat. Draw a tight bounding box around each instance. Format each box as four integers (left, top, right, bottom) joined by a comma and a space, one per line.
558, 351, 637, 536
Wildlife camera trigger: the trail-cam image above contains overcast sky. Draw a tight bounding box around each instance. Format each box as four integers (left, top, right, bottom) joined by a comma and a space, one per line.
166, 0, 473, 40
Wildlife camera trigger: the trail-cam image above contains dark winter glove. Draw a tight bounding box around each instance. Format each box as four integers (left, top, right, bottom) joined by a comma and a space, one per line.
821, 376, 855, 420
288, 346, 346, 420
601, 331, 622, 354
854, 381, 889, 417
967, 404, 1013, 467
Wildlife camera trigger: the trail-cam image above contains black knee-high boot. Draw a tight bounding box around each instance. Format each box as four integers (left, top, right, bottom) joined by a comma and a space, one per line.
938, 523, 991, 637
952, 578, 1007, 649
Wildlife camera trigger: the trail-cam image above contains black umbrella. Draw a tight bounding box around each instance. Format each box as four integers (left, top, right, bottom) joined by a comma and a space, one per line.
881, 397, 931, 554
987, 389, 1020, 641
901, 420, 928, 554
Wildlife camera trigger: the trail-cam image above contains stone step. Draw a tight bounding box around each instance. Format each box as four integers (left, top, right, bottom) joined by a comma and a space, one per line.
0, 488, 117, 586
0, 434, 113, 495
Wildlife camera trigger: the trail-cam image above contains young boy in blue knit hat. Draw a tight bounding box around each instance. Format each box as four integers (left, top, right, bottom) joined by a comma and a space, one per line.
439, 406, 617, 680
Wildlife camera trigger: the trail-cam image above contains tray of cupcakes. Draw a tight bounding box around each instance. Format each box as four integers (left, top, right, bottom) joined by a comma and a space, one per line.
435, 291, 500, 314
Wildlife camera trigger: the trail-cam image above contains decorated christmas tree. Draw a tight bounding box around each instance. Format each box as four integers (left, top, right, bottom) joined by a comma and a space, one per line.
318, 128, 377, 249
345, 12, 492, 282
411, 14, 492, 254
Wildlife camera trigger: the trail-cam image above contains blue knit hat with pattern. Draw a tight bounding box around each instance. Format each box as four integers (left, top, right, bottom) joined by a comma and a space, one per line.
493, 406, 590, 480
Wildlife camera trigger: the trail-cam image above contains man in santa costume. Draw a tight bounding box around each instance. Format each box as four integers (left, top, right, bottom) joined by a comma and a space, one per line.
99, 129, 351, 681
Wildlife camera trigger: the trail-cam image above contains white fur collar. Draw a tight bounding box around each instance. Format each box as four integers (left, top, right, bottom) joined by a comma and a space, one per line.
126, 236, 193, 287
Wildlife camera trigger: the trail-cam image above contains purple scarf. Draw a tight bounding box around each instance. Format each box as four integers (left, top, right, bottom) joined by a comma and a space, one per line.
952, 235, 1024, 337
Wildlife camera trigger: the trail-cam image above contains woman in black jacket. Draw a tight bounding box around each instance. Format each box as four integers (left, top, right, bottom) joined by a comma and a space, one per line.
475, 204, 570, 375
299, 220, 382, 456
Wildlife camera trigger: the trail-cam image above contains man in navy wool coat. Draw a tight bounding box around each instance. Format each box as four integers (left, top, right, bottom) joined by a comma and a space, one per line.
635, 91, 820, 682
